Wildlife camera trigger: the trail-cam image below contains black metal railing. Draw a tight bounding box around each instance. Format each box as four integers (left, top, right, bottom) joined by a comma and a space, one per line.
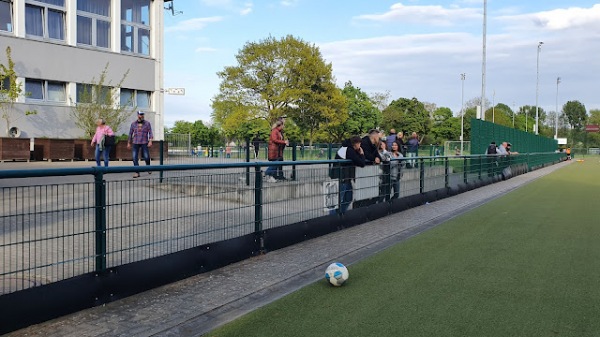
0, 152, 566, 333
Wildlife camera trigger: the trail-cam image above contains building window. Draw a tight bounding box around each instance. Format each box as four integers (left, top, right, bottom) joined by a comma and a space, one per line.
77, 83, 113, 103
0, 77, 10, 91
47, 81, 66, 102
121, 88, 151, 108
77, 0, 111, 48
25, 79, 66, 102
136, 90, 151, 108
0, 0, 13, 33
121, 0, 150, 55
25, 0, 66, 41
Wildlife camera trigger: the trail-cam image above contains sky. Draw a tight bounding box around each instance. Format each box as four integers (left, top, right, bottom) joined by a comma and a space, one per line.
162, 0, 600, 127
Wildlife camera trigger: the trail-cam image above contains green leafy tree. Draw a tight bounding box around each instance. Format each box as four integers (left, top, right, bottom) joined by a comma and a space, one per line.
212, 35, 346, 143
485, 103, 514, 128
588, 109, 600, 126
70, 63, 133, 138
563, 101, 587, 131
328, 81, 381, 141
0, 46, 36, 136
369, 90, 391, 112
382, 97, 431, 138
430, 107, 460, 142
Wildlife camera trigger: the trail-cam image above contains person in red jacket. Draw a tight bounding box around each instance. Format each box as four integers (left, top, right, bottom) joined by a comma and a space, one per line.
265, 121, 288, 182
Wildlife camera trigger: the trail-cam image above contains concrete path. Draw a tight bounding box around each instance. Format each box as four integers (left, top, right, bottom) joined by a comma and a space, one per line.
7, 161, 570, 337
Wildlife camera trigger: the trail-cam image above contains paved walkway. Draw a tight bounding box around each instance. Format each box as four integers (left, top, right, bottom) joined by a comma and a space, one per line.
7, 161, 570, 337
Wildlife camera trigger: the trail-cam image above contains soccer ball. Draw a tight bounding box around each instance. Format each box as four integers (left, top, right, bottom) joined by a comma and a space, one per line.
325, 262, 349, 286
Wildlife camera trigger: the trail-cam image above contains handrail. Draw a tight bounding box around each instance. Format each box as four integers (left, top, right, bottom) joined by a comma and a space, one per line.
0, 152, 563, 180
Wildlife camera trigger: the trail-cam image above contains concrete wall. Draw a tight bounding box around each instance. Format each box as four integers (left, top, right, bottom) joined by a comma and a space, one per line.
4, 103, 155, 138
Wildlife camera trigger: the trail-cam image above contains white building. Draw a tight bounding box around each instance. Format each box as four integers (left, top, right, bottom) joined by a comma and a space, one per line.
0, 0, 166, 139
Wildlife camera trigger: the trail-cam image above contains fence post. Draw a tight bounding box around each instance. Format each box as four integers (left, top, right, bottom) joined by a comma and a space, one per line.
159, 140, 164, 183
478, 156, 483, 180
291, 142, 297, 181
463, 156, 468, 184
245, 138, 250, 186
419, 158, 425, 194
327, 143, 333, 160
254, 165, 264, 252
94, 170, 107, 273
444, 157, 449, 189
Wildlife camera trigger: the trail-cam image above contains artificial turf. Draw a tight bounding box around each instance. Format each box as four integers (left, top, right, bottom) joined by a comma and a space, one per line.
208, 161, 600, 337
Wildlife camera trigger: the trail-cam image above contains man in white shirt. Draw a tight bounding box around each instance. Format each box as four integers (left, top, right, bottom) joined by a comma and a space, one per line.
496, 142, 509, 155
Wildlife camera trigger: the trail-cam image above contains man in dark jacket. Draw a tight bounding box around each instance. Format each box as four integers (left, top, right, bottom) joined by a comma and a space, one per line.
331, 136, 366, 214
361, 129, 382, 164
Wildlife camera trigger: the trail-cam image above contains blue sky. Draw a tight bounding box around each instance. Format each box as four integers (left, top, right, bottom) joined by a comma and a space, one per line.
163, 0, 600, 126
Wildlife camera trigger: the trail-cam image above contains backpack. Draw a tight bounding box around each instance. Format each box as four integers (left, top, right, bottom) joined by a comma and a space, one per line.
487, 144, 497, 155
329, 147, 348, 179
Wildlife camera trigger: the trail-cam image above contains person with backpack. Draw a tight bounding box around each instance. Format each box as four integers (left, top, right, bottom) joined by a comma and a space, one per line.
486, 141, 498, 176
330, 136, 366, 214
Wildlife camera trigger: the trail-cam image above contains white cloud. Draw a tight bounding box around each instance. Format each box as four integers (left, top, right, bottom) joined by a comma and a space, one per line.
319, 9, 600, 115
165, 16, 224, 33
195, 47, 218, 53
356, 2, 481, 26
201, 0, 254, 16
240, 2, 253, 15
281, 0, 299, 7
498, 4, 600, 31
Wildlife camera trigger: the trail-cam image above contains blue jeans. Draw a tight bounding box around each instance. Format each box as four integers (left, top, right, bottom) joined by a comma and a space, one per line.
329, 182, 354, 215
265, 158, 283, 178
132, 143, 150, 172
391, 180, 400, 199
95, 145, 111, 167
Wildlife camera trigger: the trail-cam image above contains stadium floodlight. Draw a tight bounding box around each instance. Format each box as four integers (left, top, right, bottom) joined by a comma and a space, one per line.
535, 41, 544, 135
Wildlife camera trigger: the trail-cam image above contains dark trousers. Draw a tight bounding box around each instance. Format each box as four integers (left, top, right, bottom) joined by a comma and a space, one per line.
132, 143, 150, 173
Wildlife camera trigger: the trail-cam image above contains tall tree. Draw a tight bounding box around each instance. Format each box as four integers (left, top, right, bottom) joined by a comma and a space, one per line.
563, 100, 587, 130
342, 81, 380, 134
211, 35, 345, 143
588, 109, 600, 126
370, 90, 391, 112
70, 64, 133, 138
0, 46, 36, 136
382, 97, 431, 138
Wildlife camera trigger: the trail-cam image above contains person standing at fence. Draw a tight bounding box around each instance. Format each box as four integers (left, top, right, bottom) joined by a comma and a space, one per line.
407, 132, 419, 168
252, 134, 261, 159
378, 141, 393, 201
265, 121, 288, 182
390, 142, 404, 199
330, 136, 366, 214
396, 131, 406, 155
90, 118, 114, 167
127, 111, 153, 178
361, 129, 382, 164
497, 142, 509, 156
386, 129, 398, 150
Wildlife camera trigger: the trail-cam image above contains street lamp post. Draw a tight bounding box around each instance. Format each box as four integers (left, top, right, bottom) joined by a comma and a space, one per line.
555, 77, 561, 139
535, 41, 544, 135
480, 0, 487, 121
526, 107, 528, 132
492, 90, 495, 123
460, 73, 466, 155
512, 102, 516, 128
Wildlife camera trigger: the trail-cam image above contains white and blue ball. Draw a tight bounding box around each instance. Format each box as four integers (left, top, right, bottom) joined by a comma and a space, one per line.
325, 262, 349, 286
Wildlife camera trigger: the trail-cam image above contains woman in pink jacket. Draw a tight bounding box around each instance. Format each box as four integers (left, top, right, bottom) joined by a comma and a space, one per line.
91, 118, 115, 167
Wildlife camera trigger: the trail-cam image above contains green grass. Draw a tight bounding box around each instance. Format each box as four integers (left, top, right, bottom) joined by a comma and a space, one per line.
209, 161, 600, 337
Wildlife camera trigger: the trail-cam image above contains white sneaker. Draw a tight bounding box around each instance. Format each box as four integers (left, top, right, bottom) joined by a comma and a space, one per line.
265, 176, 277, 183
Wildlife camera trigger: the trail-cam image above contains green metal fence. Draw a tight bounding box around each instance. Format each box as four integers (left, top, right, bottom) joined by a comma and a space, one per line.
0, 151, 566, 333
471, 119, 558, 155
